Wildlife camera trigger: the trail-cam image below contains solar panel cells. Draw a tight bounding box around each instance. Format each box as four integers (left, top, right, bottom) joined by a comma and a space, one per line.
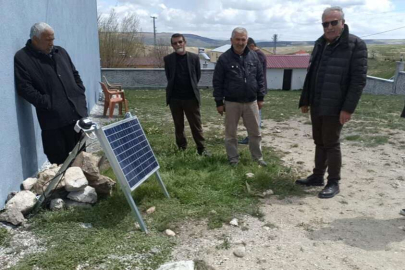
103, 118, 159, 189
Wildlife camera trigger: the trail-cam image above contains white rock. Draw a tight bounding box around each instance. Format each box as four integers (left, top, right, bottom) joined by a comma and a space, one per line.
245, 173, 255, 178
0, 208, 26, 226
65, 199, 92, 209
64, 167, 88, 192
22, 177, 38, 190
79, 223, 93, 229
146, 206, 156, 214
71, 152, 100, 182
34, 168, 65, 194
50, 198, 65, 211
67, 186, 97, 204
230, 218, 239, 227
5, 190, 37, 214
88, 175, 115, 195
157, 261, 194, 270
263, 189, 274, 196
233, 246, 246, 257
165, 229, 176, 237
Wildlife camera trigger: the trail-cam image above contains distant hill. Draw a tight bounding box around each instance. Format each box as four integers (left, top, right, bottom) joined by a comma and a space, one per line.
140, 32, 229, 48
139, 32, 405, 48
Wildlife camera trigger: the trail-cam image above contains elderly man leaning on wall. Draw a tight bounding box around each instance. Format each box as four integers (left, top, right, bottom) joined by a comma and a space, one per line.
297, 6, 367, 199
14, 22, 88, 165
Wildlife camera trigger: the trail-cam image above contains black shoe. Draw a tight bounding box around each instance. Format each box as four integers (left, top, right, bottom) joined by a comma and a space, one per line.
295, 175, 324, 186
238, 137, 249, 145
318, 182, 340, 199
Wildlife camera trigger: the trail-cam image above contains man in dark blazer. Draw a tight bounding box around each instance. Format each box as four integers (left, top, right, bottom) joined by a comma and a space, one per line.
164, 33, 209, 156
15, 22, 87, 165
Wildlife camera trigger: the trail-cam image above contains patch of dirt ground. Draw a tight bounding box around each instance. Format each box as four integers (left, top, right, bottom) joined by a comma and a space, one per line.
171, 117, 405, 270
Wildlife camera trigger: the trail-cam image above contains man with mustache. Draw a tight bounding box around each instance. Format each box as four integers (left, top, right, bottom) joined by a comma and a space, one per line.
213, 27, 267, 167
14, 22, 88, 165
164, 33, 210, 156
297, 6, 367, 198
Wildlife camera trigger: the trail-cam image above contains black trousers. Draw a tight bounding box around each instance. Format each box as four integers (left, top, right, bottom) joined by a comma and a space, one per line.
41, 123, 81, 165
169, 98, 205, 153
311, 110, 343, 182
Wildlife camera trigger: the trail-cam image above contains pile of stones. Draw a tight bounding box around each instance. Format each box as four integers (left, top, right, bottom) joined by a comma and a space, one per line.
0, 152, 115, 226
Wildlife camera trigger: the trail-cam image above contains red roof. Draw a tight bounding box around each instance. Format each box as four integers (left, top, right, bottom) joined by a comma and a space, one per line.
292, 50, 310, 55
266, 55, 310, 69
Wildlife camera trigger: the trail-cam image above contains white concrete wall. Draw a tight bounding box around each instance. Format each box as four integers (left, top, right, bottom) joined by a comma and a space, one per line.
0, 0, 100, 208
291, 69, 307, 90
267, 68, 307, 90
266, 69, 284, 89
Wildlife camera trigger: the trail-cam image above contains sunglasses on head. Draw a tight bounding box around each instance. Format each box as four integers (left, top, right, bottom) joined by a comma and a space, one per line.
322, 20, 340, 28
172, 40, 184, 45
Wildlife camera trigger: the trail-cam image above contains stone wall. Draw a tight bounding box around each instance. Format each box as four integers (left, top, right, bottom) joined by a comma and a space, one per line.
102, 68, 214, 89
394, 72, 405, 95
363, 76, 394, 95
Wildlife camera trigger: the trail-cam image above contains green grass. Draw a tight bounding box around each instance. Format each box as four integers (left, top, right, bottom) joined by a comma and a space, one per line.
0, 227, 9, 246
12, 89, 303, 270
12, 89, 405, 269
367, 58, 396, 79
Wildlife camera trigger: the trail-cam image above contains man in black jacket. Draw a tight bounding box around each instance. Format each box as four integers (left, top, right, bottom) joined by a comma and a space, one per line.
213, 27, 266, 166
164, 33, 209, 156
15, 22, 88, 165
239, 37, 268, 145
297, 7, 367, 198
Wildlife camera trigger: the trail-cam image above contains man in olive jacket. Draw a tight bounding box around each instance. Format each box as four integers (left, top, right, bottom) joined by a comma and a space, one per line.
297, 7, 367, 198
164, 33, 209, 156
14, 22, 87, 165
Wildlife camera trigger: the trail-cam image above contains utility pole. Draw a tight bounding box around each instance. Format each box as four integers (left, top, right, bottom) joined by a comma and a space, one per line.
273, 34, 278, 55
151, 16, 157, 46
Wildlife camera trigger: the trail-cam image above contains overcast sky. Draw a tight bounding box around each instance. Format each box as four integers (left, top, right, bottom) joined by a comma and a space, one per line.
97, 0, 405, 41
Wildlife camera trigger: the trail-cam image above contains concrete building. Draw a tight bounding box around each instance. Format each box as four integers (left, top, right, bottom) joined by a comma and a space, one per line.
266, 55, 310, 90
208, 44, 231, 63
0, 0, 101, 209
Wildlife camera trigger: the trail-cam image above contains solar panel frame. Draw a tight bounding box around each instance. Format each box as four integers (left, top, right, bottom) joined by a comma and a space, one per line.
96, 116, 160, 191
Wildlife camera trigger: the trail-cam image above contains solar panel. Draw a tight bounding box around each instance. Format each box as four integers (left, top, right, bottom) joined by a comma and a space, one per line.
100, 117, 159, 190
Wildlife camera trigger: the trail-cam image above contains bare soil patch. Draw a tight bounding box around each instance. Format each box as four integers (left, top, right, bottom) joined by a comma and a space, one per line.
170, 117, 405, 270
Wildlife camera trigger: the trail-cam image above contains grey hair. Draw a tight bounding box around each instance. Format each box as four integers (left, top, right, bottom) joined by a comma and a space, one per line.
231, 27, 248, 38
30, 22, 53, 39
322, 6, 345, 20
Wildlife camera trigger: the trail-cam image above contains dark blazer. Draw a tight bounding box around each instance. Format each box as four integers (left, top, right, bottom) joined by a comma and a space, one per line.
164, 52, 201, 105
15, 40, 88, 130
299, 24, 367, 116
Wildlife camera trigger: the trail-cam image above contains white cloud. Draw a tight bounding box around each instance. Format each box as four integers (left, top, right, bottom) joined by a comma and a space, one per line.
98, 0, 405, 40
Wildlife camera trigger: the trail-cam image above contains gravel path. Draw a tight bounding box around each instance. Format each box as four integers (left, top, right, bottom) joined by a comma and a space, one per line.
171, 117, 405, 270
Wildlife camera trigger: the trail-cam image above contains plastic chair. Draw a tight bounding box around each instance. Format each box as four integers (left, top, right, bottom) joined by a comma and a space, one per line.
103, 75, 122, 91
99, 82, 128, 118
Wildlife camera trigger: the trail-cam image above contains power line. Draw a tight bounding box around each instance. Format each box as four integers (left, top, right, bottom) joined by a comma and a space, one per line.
361, 25, 405, 38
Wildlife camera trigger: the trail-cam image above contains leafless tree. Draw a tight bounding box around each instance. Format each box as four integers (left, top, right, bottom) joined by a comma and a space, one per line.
98, 9, 144, 67
150, 38, 172, 68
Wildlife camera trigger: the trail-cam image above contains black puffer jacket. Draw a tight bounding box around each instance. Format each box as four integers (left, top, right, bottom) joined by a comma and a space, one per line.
213, 46, 265, 107
299, 25, 367, 115
15, 40, 88, 130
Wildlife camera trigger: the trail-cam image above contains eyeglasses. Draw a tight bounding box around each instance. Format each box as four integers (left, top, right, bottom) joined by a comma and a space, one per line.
172, 40, 184, 45
322, 20, 340, 28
